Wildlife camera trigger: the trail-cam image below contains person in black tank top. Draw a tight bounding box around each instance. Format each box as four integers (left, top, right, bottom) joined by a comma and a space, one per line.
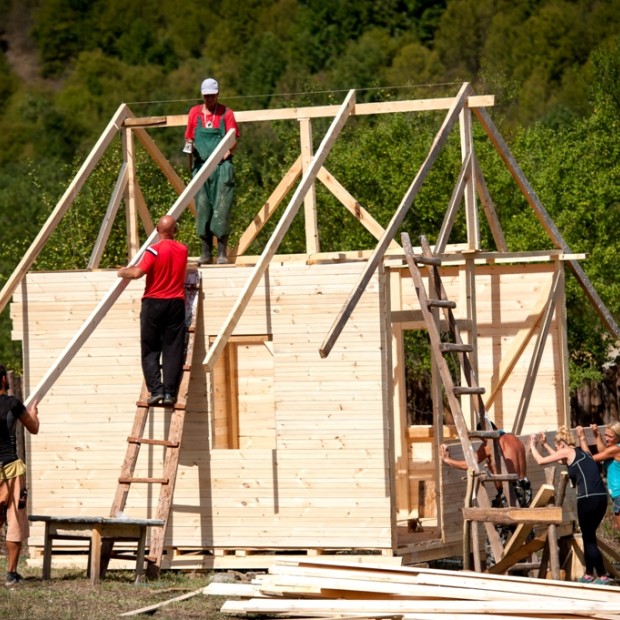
0, 365, 40, 586
530, 425, 612, 585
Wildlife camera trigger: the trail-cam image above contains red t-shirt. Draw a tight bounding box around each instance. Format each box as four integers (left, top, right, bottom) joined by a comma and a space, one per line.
137, 239, 188, 300
185, 103, 240, 140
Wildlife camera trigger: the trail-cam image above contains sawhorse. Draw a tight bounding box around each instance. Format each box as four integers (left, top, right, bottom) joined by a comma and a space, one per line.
29, 515, 164, 585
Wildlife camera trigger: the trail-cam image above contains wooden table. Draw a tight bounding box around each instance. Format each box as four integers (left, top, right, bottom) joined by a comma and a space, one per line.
29, 515, 164, 585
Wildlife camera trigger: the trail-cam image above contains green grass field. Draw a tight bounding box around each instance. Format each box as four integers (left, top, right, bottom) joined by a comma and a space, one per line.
0, 567, 240, 619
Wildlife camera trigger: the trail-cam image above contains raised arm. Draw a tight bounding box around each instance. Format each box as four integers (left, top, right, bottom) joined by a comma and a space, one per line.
591, 424, 606, 453
530, 432, 568, 465
539, 431, 558, 455
589, 443, 620, 463
440, 444, 467, 471
576, 426, 592, 454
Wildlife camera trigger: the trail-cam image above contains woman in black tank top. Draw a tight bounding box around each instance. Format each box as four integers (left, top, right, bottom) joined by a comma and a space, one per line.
530, 425, 611, 585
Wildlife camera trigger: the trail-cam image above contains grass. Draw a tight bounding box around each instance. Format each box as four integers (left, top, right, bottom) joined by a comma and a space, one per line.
0, 554, 246, 620
1, 513, 619, 619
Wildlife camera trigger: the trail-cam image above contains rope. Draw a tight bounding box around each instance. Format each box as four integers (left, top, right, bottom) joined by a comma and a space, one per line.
124, 81, 466, 107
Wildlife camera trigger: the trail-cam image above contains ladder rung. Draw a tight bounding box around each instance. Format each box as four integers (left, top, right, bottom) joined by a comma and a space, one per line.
479, 473, 519, 482
127, 437, 179, 448
136, 400, 185, 409
469, 430, 502, 439
119, 477, 169, 484
414, 255, 442, 266
453, 386, 485, 395
440, 343, 473, 353
427, 299, 456, 309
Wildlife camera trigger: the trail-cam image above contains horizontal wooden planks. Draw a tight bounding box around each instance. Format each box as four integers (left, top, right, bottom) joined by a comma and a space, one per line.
18, 262, 392, 555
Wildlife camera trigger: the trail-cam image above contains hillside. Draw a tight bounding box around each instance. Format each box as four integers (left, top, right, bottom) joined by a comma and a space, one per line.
0, 0, 619, 402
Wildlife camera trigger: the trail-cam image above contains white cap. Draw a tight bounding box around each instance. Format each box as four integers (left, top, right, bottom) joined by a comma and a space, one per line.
201, 78, 219, 95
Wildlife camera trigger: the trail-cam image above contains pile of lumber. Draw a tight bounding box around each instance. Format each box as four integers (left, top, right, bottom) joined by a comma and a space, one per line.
204, 559, 620, 619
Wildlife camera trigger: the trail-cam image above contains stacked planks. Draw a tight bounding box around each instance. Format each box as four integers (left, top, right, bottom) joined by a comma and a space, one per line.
204, 559, 620, 619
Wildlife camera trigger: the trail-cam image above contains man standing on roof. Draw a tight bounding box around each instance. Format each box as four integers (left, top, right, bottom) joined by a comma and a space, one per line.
118, 215, 188, 407
0, 365, 39, 586
184, 77, 240, 265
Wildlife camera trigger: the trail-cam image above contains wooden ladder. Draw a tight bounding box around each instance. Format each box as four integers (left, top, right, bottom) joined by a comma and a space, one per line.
108, 269, 201, 576
401, 233, 516, 564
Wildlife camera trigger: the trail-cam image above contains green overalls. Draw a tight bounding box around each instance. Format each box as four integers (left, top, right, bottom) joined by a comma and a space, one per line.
192, 111, 235, 241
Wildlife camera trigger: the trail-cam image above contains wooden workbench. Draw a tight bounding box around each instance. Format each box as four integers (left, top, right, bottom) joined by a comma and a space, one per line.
29, 515, 164, 585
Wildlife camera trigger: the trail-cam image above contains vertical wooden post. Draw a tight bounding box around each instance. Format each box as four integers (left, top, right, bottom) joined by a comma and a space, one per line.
392, 324, 412, 524
463, 468, 475, 570
540, 468, 568, 580
124, 127, 140, 259
459, 107, 478, 250
299, 118, 319, 254
462, 254, 479, 427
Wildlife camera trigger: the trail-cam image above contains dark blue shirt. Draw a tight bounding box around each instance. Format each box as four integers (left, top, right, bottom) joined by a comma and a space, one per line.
567, 447, 607, 499
0, 394, 25, 465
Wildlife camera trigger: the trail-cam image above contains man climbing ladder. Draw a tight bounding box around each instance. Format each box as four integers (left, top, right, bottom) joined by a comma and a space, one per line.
117, 215, 188, 406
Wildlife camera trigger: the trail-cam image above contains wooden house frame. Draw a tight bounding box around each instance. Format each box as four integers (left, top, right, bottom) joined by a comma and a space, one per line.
5, 83, 618, 571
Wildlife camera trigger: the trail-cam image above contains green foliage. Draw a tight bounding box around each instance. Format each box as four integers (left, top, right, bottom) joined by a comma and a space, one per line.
324, 28, 403, 92
2, 0, 620, 399
236, 31, 289, 107
31, 0, 98, 77
434, 0, 497, 79
386, 40, 444, 87
34, 146, 199, 271
591, 34, 620, 118
0, 157, 71, 369
488, 53, 620, 379
115, 19, 178, 71
405, 0, 448, 44
54, 51, 169, 155
0, 52, 17, 113
479, 0, 620, 127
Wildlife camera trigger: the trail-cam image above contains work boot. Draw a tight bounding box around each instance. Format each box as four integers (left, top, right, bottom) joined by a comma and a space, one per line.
197, 238, 213, 265
217, 237, 229, 264
147, 392, 164, 406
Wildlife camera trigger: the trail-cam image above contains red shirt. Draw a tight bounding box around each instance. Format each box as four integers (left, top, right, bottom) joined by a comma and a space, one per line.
137, 239, 188, 300
185, 103, 240, 140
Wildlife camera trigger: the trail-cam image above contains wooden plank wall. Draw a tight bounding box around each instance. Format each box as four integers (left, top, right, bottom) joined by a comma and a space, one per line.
391, 261, 568, 433
390, 260, 569, 540
12, 261, 393, 558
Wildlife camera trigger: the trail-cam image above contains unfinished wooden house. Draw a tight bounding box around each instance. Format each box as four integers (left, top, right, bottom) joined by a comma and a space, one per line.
5, 83, 618, 575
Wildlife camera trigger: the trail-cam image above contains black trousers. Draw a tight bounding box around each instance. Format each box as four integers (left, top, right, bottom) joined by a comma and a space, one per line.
140, 297, 186, 396
577, 494, 608, 576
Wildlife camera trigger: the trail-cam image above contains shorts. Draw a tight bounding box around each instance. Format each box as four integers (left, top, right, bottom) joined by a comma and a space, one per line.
515, 478, 532, 508
613, 494, 620, 516
0, 474, 29, 543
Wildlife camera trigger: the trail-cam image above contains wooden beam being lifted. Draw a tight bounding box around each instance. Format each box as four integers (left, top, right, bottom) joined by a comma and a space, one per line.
473, 105, 620, 341
0, 103, 132, 314
203, 90, 357, 371
320, 82, 474, 359
23, 130, 236, 407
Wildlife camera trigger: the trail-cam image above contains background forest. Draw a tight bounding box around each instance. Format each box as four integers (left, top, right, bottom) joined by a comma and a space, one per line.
0, 0, 620, 423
